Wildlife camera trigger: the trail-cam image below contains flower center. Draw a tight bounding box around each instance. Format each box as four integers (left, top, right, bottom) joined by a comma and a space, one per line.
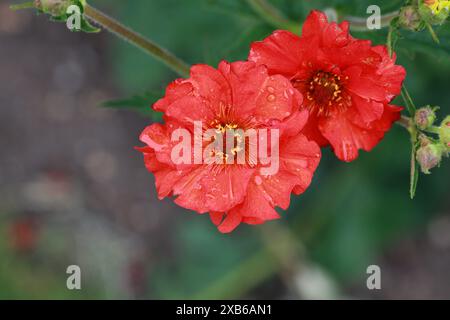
207, 120, 245, 163
293, 71, 351, 116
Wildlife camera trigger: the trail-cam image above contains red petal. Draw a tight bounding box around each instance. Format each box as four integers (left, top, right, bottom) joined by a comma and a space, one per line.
276, 109, 309, 138
165, 95, 215, 126
189, 64, 232, 107
344, 66, 389, 102
153, 79, 194, 112
351, 94, 384, 124
248, 30, 303, 77
279, 133, 322, 195
173, 166, 254, 213
209, 212, 224, 226
319, 104, 402, 162
218, 61, 300, 122
217, 210, 242, 233
230, 180, 280, 222
302, 10, 329, 39
299, 112, 329, 146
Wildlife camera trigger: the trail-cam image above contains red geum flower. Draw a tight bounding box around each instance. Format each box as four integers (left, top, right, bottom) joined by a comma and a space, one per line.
249, 10, 406, 162
138, 61, 321, 233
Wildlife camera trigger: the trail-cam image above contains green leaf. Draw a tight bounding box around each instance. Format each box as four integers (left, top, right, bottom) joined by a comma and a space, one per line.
102, 91, 162, 121
79, 16, 100, 33
410, 143, 419, 199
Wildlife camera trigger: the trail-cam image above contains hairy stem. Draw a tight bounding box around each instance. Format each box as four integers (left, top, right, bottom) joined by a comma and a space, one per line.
397, 115, 412, 130
387, 24, 395, 57
401, 86, 417, 116
83, 4, 190, 77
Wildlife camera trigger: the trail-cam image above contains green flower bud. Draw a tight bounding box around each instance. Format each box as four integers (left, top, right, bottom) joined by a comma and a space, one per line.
439, 115, 450, 152
34, 0, 85, 17
419, 0, 450, 25
414, 106, 437, 130
416, 143, 444, 174
399, 5, 425, 31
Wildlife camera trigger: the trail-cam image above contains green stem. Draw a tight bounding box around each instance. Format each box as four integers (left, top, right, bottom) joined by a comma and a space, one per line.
83, 4, 190, 77
387, 24, 395, 57
425, 22, 440, 44
397, 115, 412, 130
401, 86, 417, 116
245, 0, 298, 33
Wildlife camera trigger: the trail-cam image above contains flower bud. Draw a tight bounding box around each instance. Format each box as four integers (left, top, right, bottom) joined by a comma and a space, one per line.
419, 0, 450, 25
416, 143, 443, 174
439, 115, 450, 152
34, 0, 78, 17
414, 106, 437, 130
399, 5, 424, 31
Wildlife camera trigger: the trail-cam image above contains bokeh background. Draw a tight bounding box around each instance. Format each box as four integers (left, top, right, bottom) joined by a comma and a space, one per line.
0, 0, 449, 299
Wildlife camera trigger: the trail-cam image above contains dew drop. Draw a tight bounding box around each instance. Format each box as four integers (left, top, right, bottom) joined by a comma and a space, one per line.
267, 86, 275, 93
254, 175, 263, 185
267, 94, 276, 102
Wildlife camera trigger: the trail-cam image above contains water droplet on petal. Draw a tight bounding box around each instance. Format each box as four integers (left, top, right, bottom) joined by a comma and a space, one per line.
267, 86, 275, 93
254, 175, 263, 185
267, 94, 276, 102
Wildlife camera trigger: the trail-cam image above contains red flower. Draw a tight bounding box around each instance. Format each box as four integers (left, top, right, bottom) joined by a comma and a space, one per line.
138, 61, 321, 233
249, 10, 406, 162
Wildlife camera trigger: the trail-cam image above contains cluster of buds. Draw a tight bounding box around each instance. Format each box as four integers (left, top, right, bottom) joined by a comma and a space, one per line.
414, 108, 450, 174
399, 0, 449, 31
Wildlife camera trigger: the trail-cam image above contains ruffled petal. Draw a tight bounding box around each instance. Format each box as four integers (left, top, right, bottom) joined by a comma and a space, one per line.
217, 209, 242, 233
248, 30, 303, 77
209, 211, 224, 226
153, 79, 194, 112
279, 133, 322, 195
137, 147, 189, 199
173, 166, 254, 213
218, 61, 299, 122
319, 104, 402, 162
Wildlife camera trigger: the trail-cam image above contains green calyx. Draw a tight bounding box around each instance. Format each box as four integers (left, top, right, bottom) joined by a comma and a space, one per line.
11, 0, 99, 33
35, 0, 80, 16
439, 115, 450, 152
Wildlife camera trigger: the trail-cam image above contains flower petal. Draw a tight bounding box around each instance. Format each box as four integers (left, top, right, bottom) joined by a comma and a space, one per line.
249, 30, 303, 77
319, 105, 401, 162
217, 210, 242, 233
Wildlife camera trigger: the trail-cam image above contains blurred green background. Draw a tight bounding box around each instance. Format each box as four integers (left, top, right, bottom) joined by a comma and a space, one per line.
0, 0, 449, 299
